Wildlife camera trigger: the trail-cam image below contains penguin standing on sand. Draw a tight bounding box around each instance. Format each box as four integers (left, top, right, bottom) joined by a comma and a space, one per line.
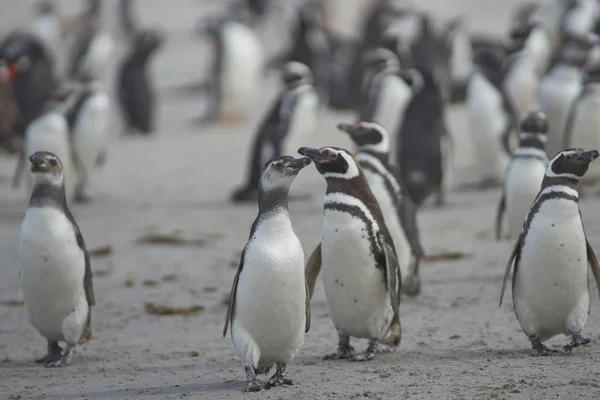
231, 62, 318, 202
19, 151, 95, 366
198, 18, 264, 124
224, 156, 311, 392
30, 1, 63, 76
398, 68, 452, 207
300, 146, 401, 362
117, 28, 163, 134
495, 111, 548, 240
563, 61, 600, 186
337, 122, 424, 296
500, 148, 600, 356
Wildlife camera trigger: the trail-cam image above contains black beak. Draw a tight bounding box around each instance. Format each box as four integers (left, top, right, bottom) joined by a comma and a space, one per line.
298, 147, 327, 163
579, 150, 600, 163
289, 157, 312, 170
336, 123, 359, 136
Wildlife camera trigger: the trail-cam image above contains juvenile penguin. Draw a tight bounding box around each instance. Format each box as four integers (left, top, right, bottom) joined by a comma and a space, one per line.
231, 62, 318, 202
337, 121, 424, 296
300, 146, 402, 361
495, 111, 549, 240
117, 28, 163, 134
563, 61, 600, 185
19, 151, 95, 366
224, 156, 312, 392
500, 148, 600, 355
198, 18, 264, 124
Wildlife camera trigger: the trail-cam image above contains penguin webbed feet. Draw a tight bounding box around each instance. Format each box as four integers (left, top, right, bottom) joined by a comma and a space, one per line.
36, 341, 74, 367
563, 333, 590, 352
265, 363, 293, 389
323, 335, 355, 360
530, 336, 557, 357
349, 339, 378, 362
244, 365, 263, 392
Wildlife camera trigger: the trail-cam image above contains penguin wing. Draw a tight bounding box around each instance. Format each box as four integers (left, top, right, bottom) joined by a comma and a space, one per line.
499, 233, 523, 307
304, 279, 311, 333
223, 245, 247, 337
360, 74, 383, 121
275, 89, 300, 144
305, 243, 322, 299
586, 239, 600, 301
495, 191, 506, 241
65, 207, 95, 307
379, 233, 400, 319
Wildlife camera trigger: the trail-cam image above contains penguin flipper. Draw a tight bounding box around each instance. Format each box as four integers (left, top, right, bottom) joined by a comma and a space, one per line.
304, 279, 311, 333
495, 192, 506, 241
305, 243, 322, 299
379, 234, 400, 320
223, 246, 246, 337
585, 239, 600, 301
500, 233, 522, 307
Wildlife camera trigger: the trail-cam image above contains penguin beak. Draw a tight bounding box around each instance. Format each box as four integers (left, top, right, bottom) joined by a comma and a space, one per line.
28, 153, 48, 171
336, 123, 360, 136
298, 147, 328, 164
578, 150, 600, 163
0, 62, 18, 83
289, 157, 312, 170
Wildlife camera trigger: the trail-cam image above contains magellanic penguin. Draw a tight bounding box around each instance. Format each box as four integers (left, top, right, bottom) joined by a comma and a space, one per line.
198, 17, 264, 124
300, 146, 402, 361
495, 111, 549, 240
68, 14, 114, 82
231, 62, 318, 203
444, 18, 474, 103
30, 1, 63, 76
562, 61, 600, 186
563, 0, 598, 38
537, 44, 588, 157
358, 48, 417, 165
500, 148, 600, 355
397, 68, 452, 207
117, 28, 164, 135
224, 155, 312, 392
337, 121, 425, 296
19, 151, 95, 366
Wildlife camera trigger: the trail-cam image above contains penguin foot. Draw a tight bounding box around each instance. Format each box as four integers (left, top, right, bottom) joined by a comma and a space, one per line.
402, 274, 421, 296
530, 337, 556, 356
349, 339, 378, 362
564, 334, 590, 352
36, 341, 63, 365
244, 365, 263, 392
323, 335, 354, 360
265, 363, 293, 388
45, 344, 74, 367
231, 186, 258, 203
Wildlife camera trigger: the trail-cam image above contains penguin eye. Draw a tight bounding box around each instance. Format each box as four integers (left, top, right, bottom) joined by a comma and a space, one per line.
329, 152, 338, 160
275, 161, 284, 169
48, 158, 57, 166
565, 154, 573, 161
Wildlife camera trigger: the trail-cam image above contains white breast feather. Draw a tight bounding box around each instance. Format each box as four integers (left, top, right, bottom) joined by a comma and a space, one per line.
282, 87, 319, 157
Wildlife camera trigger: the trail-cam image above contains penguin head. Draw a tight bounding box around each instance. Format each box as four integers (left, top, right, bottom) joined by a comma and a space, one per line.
546, 149, 600, 181
133, 29, 164, 57
519, 111, 548, 148
337, 121, 390, 156
259, 156, 312, 192
298, 146, 360, 180
28, 151, 64, 186
363, 48, 400, 74
0, 32, 42, 83
282, 62, 313, 87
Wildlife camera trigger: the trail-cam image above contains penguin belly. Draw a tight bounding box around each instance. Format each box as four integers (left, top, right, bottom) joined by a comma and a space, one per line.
466, 74, 508, 181
282, 88, 319, 157
80, 32, 114, 80
565, 96, 600, 182
361, 168, 412, 282
504, 159, 546, 237
504, 58, 539, 121
231, 215, 306, 371
25, 114, 76, 201
219, 22, 264, 119
19, 208, 89, 344
72, 91, 112, 185
537, 69, 581, 157
526, 28, 552, 76
449, 31, 473, 85
321, 201, 394, 340
514, 197, 590, 340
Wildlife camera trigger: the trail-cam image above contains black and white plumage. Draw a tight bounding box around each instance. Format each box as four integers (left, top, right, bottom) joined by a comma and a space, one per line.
224, 156, 312, 392
496, 111, 548, 240
231, 62, 318, 203
19, 151, 95, 367
500, 148, 600, 356
117, 28, 163, 134
68, 16, 114, 81
338, 121, 424, 296
300, 146, 401, 362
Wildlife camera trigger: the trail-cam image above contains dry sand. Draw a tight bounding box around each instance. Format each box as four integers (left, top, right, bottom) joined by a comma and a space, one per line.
1, 1, 600, 399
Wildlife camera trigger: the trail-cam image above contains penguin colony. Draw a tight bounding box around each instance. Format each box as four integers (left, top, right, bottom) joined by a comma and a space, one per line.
2, 0, 600, 395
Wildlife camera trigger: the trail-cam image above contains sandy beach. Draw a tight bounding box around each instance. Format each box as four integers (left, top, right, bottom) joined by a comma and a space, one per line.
1, 1, 600, 399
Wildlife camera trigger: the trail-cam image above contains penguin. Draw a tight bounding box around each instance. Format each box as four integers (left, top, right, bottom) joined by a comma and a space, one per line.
300, 146, 401, 361
0, 31, 56, 134
117, 28, 163, 134
337, 121, 424, 296
358, 48, 417, 165
499, 148, 600, 356
467, 49, 513, 188
514, 19, 552, 77
224, 155, 312, 392
30, 1, 63, 75
495, 111, 549, 241
537, 44, 588, 157
19, 151, 95, 366
231, 62, 318, 203
68, 14, 114, 82
562, 61, 600, 187
444, 18, 474, 103
563, 0, 598, 38
198, 17, 264, 124
397, 68, 452, 207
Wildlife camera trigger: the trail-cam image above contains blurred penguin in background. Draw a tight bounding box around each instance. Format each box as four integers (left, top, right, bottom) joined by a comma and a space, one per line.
444, 18, 474, 102
30, 1, 64, 78
117, 28, 164, 135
